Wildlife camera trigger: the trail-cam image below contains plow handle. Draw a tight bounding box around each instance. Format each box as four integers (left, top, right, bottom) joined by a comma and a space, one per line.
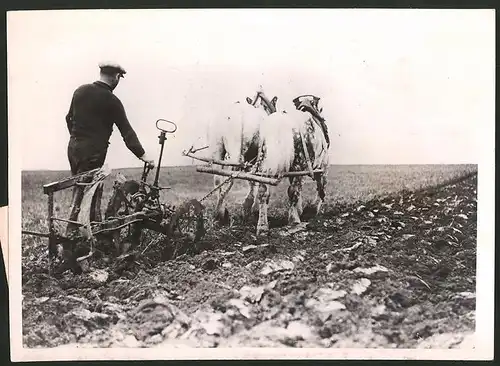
141, 162, 152, 181
153, 118, 177, 189
154, 130, 166, 188
156, 119, 177, 134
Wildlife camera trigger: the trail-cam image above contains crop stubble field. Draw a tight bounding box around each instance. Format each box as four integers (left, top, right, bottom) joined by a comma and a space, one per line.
21, 164, 478, 349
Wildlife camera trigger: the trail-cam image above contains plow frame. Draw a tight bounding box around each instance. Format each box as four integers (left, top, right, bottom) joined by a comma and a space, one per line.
21, 168, 172, 266
22, 119, 206, 274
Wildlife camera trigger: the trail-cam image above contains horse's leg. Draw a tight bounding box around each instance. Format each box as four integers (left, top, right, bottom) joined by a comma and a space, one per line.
313, 169, 327, 215
213, 172, 223, 220
251, 182, 260, 215
243, 180, 255, 219
256, 183, 271, 236
214, 167, 234, 226
242, 181, 261, 221
297, 185, 304, 218
287, 176, 303, 226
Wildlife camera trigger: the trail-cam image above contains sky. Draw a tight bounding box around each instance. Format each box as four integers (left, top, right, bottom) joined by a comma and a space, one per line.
7, 9, 495, 170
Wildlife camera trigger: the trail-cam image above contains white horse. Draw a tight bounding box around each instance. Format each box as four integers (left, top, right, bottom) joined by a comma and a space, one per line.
205, 93, 277, 226
246, 91, 330, 235
206, 90, 329, 236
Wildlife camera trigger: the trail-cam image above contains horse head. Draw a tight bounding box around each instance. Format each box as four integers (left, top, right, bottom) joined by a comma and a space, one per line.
293, 94, 330, 148
246, 90, 278, 115
292, 95, 324, 119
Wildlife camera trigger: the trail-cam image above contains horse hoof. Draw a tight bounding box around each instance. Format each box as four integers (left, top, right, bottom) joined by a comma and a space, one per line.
256, 227, 269, 236
215, 211, 231, 226
242, 209, 252, 221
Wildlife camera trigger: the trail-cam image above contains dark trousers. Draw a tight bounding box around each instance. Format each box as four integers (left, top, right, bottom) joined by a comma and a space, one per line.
66, 137, 107, 235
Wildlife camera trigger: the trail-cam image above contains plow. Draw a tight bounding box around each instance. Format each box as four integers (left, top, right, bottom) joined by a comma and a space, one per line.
22, 119, 205, 274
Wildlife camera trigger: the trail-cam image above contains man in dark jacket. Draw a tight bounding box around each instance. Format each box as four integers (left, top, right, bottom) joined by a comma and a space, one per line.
65, 62, 154, 237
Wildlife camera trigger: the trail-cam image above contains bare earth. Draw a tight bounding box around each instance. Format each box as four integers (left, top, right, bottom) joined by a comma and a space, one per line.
21, 165, 477, 349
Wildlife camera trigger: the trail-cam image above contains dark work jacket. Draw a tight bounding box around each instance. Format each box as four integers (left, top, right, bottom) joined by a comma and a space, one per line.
65, 81, 145, 159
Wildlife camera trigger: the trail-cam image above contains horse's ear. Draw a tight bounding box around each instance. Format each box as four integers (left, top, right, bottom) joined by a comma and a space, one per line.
271, 96, 278, 107
246, 97, 253, 104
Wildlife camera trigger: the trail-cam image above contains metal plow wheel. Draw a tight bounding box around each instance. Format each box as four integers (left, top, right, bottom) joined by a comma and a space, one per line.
100, 179, 166, 258
165, 199, 205, 259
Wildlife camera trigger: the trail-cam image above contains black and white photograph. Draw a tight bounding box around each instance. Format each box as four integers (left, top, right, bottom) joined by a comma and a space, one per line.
7, 8, 494, 361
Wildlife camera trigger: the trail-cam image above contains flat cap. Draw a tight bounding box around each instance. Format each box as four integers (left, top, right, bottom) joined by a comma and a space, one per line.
98, 62, 127, 77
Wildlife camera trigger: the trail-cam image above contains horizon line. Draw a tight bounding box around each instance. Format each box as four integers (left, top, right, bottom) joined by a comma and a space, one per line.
21, 162, 478, 172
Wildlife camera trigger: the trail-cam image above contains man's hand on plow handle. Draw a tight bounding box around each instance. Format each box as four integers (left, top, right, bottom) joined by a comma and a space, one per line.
140, 153, 155, 169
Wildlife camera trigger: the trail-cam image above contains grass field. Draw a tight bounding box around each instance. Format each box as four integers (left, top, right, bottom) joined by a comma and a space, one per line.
21, 164, 478, 349
22, 164, 477, 231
